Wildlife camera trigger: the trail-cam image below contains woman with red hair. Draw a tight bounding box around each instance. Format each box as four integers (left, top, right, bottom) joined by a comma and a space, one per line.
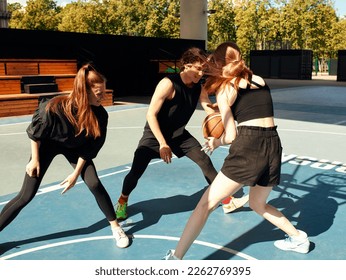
0, 64, 129, 249
164, 42, 309, 259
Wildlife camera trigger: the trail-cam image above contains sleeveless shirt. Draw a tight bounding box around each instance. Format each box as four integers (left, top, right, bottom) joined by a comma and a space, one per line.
231, 81, 274, 123
143, 73, 201, 139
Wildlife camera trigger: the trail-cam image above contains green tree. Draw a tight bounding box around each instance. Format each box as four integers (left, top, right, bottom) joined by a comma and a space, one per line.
280, 0, 337, 56
144, 0, 180, 38
8, 3, 25, 29
103, 0, 179, 37
7, 2, 22, 12
58, 0, 108, 34
207, 0, 237, 51
329, 18, 346, 55
10, 0, 61, 30
234, 0, 275, 61
106, 0, 148, 36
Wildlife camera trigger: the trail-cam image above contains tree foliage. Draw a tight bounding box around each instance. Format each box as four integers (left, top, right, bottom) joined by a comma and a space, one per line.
9, 0, 61, 30
7, 0, 346, 58
207, 0, 237, 51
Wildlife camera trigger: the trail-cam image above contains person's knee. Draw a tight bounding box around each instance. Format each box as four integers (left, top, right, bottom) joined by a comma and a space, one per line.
85, 178, 100, 192
248, 197, 266, 214
197, 197, 219, 214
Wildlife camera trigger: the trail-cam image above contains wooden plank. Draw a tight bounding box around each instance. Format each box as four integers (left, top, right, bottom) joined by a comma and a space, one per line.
39, 61, 77, 75
0, 63, 5, 75
0, 59, 77, 75
0, 98, 39, 117
55, 76, 75, 91
6, 62, 39, 75
0, 79, 21, 95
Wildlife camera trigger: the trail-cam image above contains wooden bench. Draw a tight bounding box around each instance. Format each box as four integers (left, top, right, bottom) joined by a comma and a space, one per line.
0, 75, 75, 95
6, 62, 39, 75
0, 90, 114, 118
0, 59, 78, 76
0, 59, 114, 117
0, 76, 21, 95
0, 62, 6, 75
39, 61, 77, 75
54, 74, 76, 92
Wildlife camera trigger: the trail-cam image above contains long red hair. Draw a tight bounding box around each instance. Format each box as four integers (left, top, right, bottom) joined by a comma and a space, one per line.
46, 64, 106, 138
204, 42, 253, 94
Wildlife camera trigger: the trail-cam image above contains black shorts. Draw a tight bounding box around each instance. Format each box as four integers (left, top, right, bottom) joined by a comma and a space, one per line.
137, 129, 202, 158
220, 126, 282, 187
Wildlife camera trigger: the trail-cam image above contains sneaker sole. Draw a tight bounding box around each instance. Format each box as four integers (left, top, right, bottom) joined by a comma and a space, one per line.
274, 241, 310, 254
116, 215, 128, 221
116, 240, 130, 248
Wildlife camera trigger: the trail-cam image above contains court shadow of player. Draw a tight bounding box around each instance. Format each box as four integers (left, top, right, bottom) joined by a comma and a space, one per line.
0, 218, 109, 257
203, 172, 343, 260
276, 173, 341, 237
122, 186, 209, 235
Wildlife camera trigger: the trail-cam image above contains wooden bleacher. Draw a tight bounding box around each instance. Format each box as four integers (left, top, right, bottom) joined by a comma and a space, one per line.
0, 59, 114, 118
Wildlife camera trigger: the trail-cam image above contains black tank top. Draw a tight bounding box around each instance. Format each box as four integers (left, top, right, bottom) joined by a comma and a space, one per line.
143, 73, 201, 139
231, 81, 274, 123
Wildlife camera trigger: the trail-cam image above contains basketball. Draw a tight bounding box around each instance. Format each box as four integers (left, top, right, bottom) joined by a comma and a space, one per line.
202, 112, 224, 138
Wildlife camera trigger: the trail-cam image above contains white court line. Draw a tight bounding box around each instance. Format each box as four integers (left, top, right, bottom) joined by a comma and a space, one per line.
0, 234, 256, 260
0, 159, 168, 205
0, 105, 148, 128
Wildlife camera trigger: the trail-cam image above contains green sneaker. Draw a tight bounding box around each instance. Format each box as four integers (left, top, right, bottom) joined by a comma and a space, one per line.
115, 202, 128, 220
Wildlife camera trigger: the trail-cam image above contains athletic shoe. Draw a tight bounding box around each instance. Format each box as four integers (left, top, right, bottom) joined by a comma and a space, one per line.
222, 194, 249, 214
112, 226, 130, 248
115, 202, 128, 220
274, 230, 310, 254
163, 249, 180, 260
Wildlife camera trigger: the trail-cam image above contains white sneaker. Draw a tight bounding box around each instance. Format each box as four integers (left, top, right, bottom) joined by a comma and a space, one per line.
274, 230, 310, 254
112, 226, 130, 248
163, 249, 180, 260
223, 194, 249, 214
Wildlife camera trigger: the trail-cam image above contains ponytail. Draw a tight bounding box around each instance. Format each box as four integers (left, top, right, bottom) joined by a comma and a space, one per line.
46, 64, 106, 138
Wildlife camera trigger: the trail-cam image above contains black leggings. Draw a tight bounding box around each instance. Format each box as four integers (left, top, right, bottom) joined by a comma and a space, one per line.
122, 146, 218, 196
0, 141, 116, 232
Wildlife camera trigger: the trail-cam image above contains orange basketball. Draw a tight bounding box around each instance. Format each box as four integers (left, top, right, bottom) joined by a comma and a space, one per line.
202, 112, 224, 138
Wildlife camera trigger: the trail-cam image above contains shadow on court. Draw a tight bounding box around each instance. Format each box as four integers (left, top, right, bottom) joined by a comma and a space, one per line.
0, 219, 109, 257
124, 186, 208, 235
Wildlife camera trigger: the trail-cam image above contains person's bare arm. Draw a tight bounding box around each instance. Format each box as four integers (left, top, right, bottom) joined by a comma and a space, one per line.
146, 78, 174, 163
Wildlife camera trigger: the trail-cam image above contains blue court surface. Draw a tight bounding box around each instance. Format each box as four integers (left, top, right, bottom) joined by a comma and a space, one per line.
0, 80, 346, 278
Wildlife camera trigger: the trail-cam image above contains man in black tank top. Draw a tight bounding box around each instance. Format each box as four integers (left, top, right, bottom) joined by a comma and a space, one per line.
114, 48, 249, 221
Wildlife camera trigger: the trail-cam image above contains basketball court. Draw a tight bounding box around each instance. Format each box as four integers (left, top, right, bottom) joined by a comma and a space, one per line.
0, 77, 346, 278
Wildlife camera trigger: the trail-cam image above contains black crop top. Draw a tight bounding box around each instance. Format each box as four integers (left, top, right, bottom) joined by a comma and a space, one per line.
231, 80, 274, 123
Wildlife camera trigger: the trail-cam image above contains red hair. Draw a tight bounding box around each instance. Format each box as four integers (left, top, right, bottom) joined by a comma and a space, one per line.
46, 64, 106, 138
204, 42, 252, 94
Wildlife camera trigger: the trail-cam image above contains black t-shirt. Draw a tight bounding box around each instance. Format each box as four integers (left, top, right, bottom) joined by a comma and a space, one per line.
26, 97, 108, 161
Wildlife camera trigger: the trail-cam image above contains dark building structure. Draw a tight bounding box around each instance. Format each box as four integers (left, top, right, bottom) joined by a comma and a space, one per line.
0, 28, 205, 97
